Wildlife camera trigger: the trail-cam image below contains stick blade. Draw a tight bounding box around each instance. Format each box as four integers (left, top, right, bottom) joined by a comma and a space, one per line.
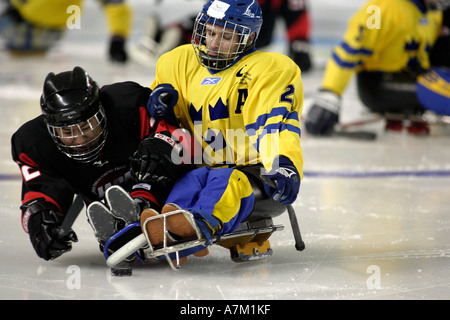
331, 130, 377, 141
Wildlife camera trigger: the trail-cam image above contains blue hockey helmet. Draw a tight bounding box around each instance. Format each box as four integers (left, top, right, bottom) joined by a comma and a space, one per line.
192, 0, 263, 70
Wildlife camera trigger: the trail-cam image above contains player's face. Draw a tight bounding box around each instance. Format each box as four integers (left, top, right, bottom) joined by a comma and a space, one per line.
204, 23, 241, 59
56, 117, 102, 151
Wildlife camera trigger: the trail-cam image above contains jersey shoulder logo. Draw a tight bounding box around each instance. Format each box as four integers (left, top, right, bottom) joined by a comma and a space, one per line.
235, 66, 251, 85
201, 77, 222, 85
236, 67, 245, 77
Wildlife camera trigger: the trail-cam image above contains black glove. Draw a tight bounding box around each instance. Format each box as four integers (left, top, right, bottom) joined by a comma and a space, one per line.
130, 132, 191, 188
109, 35, 127, 63
305, 89, 341, 136
22, 199, 78, 261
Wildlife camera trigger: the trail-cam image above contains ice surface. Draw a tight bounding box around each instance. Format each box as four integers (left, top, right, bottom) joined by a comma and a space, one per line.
0, 0, 449, 300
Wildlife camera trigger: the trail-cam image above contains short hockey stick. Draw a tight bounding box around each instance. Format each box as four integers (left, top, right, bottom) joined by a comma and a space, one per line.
330, 129, 377, 140
59, 195, 84, 237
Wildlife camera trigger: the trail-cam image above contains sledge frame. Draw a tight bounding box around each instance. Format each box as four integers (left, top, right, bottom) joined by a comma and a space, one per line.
105, 205, 305, 272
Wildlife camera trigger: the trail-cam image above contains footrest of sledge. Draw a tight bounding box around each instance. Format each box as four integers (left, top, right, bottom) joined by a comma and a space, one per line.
216, 218, 283, 262
229, 240, 273, 262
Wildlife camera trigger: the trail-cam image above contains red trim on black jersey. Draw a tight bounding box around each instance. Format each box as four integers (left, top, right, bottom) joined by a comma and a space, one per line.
23, 191, 63, 213
139, 106, 151, 139
19, 153, 38, 167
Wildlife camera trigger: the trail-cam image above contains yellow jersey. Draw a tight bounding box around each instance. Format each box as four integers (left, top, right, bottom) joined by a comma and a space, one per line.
322, 0, 443, 95
10, 0, 131, 37
151, 44, 304, 179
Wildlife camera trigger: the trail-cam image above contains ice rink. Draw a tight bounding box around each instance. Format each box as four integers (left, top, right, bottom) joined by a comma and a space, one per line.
0, 0, 449, 300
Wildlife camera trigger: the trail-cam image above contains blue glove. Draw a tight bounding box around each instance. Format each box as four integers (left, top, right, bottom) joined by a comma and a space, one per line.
262, 157, 300, 205
147, 84, 179, 120
305, 89, 340, 136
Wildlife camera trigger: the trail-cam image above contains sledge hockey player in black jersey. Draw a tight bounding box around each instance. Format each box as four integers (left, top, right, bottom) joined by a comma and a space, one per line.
11, 66, 191, 261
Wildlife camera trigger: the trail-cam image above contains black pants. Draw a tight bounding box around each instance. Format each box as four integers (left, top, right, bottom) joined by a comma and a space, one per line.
356, 71, 424, 115
430, 8, 450, 68
237, 165, 287, 221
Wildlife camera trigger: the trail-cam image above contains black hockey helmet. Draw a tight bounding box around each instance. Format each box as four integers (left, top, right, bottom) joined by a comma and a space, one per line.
40, 66, 100, 126
40, 66, 107, 163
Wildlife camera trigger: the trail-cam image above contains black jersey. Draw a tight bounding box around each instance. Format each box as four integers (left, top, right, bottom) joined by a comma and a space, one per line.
11, 81, 174, 220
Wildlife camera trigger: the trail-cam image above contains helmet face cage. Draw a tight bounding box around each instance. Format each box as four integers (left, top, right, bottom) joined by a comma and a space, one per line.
47, 106, 107, 163
192, 12, 252, 70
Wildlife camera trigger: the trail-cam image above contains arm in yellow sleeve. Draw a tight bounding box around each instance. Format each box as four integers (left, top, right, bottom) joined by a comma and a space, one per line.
244, 60, 304, 180
321, 0, 390, 95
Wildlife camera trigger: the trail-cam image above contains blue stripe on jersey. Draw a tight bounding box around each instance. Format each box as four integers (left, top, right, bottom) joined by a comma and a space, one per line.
246, 107, 301, 152
339, 42, 373, 56
245, 107, 291, 133
251, 123, 301, 154
332, 52, 363, 69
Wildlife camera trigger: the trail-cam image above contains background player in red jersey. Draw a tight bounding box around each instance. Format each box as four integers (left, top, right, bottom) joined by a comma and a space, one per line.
256, 0, 312, 72
11, 66, 189, 261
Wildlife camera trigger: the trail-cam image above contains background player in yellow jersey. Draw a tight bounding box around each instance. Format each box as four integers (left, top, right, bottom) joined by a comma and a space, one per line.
139, 0, 304, 264
305, 0, 449, 136
0, 0, 131, 62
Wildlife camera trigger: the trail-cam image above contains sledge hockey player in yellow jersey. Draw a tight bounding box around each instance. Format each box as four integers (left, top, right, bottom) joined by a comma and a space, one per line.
140, 0, 304, 264
305, 0, 449, 136
0, 0, 131, 62
153, 44, 303, 170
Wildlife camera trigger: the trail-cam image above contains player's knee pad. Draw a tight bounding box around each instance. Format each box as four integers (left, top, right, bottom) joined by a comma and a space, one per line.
416, 67, 450, 116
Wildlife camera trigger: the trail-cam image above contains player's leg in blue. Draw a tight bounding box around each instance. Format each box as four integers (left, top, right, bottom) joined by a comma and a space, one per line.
140, 166, 255, 264
165, 166, 255, 236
